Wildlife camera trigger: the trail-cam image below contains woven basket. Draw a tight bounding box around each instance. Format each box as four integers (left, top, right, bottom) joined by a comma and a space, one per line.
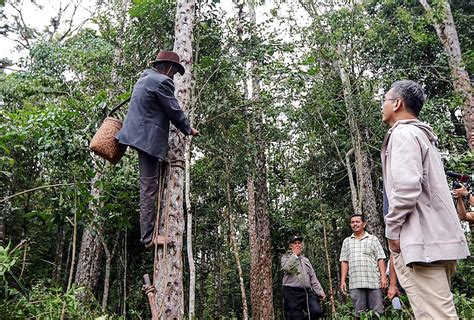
89, 117, 127, 164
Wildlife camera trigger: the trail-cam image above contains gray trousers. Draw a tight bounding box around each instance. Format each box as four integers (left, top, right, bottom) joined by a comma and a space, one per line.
138, 149, 162, 245
349, 288, 384, 317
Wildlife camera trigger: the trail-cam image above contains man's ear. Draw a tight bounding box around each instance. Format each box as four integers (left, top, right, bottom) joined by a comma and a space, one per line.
393, 98, 402, 112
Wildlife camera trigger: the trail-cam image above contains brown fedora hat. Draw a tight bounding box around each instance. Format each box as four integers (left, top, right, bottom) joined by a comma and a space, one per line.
151, 50, 185, 75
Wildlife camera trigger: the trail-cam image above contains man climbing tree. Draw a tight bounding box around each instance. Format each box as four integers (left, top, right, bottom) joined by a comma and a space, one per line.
116, 50, 199, 247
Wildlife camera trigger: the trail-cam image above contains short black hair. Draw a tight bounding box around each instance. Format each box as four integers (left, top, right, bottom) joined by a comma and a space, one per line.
350, 214, 366, 222
390, 80, 426, 117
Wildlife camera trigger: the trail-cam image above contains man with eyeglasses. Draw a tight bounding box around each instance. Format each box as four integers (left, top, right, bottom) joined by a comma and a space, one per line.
380, 80, 469, 319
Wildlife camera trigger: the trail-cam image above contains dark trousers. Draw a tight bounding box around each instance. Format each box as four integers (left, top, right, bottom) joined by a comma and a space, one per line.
137, 149, 161, 245
283, 286, 323, 320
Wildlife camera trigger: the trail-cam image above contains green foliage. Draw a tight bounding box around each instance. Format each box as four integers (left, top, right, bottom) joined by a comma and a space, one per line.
0, 242, 19, 280
1, 283, 99, 319
1, 0, 472, 318
118, 0, 176, 74
454, 290, 474, 319
0, 242, 100, 319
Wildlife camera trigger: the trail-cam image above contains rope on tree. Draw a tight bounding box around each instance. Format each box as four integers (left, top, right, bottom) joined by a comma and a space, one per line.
143, 158, 183, 318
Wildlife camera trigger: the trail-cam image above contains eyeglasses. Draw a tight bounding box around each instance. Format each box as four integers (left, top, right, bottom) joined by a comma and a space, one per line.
380, 97, 397, 107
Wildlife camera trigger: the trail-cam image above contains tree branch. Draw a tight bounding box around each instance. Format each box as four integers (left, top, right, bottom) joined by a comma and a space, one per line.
0, 182, 87, 203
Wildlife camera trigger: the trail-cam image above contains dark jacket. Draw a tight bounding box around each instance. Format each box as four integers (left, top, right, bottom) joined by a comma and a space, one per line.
116, 69, 192, 159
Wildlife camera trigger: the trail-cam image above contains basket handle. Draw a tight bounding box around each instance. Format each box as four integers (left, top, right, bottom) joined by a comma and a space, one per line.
108, 96, 131, 117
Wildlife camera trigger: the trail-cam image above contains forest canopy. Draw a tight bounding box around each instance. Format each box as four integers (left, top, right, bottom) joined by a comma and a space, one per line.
0, 0, 472, 318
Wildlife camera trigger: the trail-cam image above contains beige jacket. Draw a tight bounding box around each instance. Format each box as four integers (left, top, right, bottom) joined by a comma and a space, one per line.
381, 119, 469, 265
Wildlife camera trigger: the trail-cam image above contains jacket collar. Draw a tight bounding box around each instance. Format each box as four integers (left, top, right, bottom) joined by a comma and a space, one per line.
382, 119, 422, 149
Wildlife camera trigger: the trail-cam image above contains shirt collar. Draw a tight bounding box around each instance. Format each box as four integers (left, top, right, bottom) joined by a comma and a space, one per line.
350, 231, 369, 240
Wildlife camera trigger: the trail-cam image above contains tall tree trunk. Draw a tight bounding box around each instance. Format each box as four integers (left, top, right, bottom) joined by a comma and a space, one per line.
345, 148, 359, 215
197, 251, 208, 320
74, 224, 102, 292
214, 255, 225, 318
121, 229, 128, 317
152, 0, 195, 318
419, 0, 473, 149
100, 241, 111, 313
322, 223, 336, 313
250, 116, 274, 319
337, 52, 386, 249
185, 23, 199, 318
232, 0, 274, 316
61, 200, 78, 320
331, 218, 343, 302
185, 140, 196, 319
152, 120, 187, 319
111, 0, 130, 92
300, 0, 386, 249
246, 4, 274, 319
224, 161, 249, 320
75, 168, 104, 302
100, 231, 119, 312
75, 0, 129, 303
53, 223, 65, 283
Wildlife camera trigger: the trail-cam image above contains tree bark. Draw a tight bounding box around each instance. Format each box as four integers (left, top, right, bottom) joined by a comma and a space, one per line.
331, 218, 343, 302
185, 24, 199, 318
100, 231, 119, 312
74, 228, 102, 294
419, 0, 473, 149
61, 200, 78, 320
113, 0, 130, 310
216, 255, 224, 318
224, 161, 249, 320
53, 223, 65, 283
246, 4, 274, 319
75, 0, 129, 303
323, 223, 336, 314
121, 229, 128, 317
185, 139, 196, 319
250, 118, 274, 319
75, 169, 104, 302
337, 52, 386, 250
110, 0, 130, 90
152, 0, 196, 317
197, 250, 208, 320
153, 161, 186, 319
345, 148, 359, 215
